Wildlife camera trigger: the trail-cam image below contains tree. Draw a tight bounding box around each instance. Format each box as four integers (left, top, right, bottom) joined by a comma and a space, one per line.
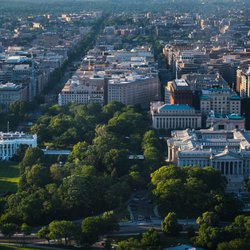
103, 148, 129, 175
141, 228, 161, 250
26, 164, 51, 188
162, 212, 182, 236
48, 220, 77, 245
193, 225, 221, 249
37, 226, 50, 243
20, 147, 44, 170
0, 223, 19, 238
21, 223, 31, 235
197, 211, 219, 227
102, 101, 125, 116
150, 166, 230, 217
217, 238, 250, 250
81, 212, 119, 238
68, 141, 89, 163
117, 238, 141, 250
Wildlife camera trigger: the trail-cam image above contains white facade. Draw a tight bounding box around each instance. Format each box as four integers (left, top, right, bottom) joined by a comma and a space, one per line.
167, 128, 250, 192
59, 77, 104, 106
151, 102, 201, 130
0, 132, 37, 161
200, 88, 241, 116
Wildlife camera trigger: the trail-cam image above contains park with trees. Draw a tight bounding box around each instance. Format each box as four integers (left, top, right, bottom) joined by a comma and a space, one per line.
0, 101, 249, 249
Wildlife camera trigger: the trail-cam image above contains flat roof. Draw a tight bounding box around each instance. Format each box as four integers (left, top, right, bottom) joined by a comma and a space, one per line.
159, 104, 194, 111
174, 79, 189, 86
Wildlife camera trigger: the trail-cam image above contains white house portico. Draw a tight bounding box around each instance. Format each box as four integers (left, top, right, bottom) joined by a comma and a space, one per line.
0, 132, 37, 161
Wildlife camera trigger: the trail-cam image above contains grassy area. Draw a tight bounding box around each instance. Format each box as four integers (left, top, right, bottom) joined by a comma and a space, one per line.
0, 162, 20, 194
0, 246, 44, 250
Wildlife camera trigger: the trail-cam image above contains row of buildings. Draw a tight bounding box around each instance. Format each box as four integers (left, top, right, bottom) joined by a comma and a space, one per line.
0, 11, 102, 107
58, 28, 160, 108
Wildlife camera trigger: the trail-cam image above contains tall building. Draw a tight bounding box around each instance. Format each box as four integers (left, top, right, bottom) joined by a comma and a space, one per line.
167, 79, 193, 106
236, 67, 250, 98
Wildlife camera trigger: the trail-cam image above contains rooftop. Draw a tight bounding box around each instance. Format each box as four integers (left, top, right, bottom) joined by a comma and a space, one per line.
174, 79, 189, 87
159, 104, 194, 111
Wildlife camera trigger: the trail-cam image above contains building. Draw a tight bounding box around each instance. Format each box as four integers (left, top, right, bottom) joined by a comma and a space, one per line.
236, 67, 250, 98
167, 79, 193, 106
182, 73, 229, 91
206, 111, 245, 130
107, 75, 160, 108
167, 128, 250, 191
0, 132, 37, 161
58, 76, 104, 106
0, 83, 28, 105
200, 88, 241, 116
150, 102, 201, 130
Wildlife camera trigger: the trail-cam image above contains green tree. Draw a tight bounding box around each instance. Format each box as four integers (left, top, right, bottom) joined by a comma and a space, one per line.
37, 226, 50, 243
150, 166, 229, 217
162, 212, 182, 236
0, 223, 19, 238
20, 147, 44, 170
48, 220, 77, 245
217, 238, 250, 250
141, 228, 161, 250
193, 225, 221, 249
117, 238, 141, 250
21, 223, 31, 236
197, 211, 219, 227
26, 164, 51, 188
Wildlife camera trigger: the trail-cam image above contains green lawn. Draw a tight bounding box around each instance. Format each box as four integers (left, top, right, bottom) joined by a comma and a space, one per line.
0, 162, 20, 194
0, 246, 43, 250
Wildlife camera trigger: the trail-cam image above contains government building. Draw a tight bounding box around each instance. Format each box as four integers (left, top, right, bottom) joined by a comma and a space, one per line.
0, 132, 37, 161
167, 128, 250, 192
150, 102, 202, 130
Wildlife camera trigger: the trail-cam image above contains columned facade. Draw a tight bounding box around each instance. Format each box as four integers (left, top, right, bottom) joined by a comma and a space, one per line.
0, 132, 37, 161
167, 128, 250, 192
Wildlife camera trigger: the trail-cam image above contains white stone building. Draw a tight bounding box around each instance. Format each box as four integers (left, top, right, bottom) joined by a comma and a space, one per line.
167, 128, 250, 192
150, 102, 202, 130
58, 76, 104, 106
0, 132, 37, 161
